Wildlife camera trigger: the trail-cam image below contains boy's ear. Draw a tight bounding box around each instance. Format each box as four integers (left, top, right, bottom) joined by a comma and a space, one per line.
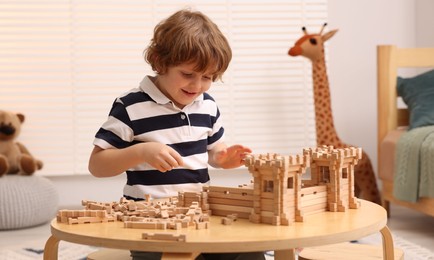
149, 53, 163, 74
156, 65, 167, 75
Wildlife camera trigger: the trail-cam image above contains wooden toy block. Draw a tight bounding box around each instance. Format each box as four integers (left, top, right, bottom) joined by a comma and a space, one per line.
249, 214, 261, 223
337, 205, 347, 212
180, 219, 189, 228
258, 203, 274, 212
226, 213, 237, 221
207, 191, 254, 201
221, 217, 233, 225
301, 196, 327, 207
195, 221, 209, 229
57, 209, 113, 224
207, 197, 253, 207
206, 186, 253, 195
81, 200, 98, 206
68, 216, 111, 225
168, 222, 182, 230
160, 210, 169, 219
127, 203, 137, 211
125, 221, 151, 229
142, 232, 187, 242
209, 204, 252, 214
128, 216, 145, 222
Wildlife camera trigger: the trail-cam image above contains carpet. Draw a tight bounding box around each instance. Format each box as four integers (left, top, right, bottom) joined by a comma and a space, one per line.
0, 241, 97, 260
0, 234, 432, 260
356, 233, 434, 260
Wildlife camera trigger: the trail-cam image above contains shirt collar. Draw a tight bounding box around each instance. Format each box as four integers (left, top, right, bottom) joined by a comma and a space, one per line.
139, 76, 170, 105
139, 76, 204, 107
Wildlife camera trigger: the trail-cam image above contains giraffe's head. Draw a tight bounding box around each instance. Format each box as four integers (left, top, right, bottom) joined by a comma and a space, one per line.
288, 23, 338, 62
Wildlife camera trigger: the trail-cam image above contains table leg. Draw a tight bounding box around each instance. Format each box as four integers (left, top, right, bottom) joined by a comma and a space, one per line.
43, 235, 60, 260
161, 252, 200, 260
380, 225, 395, 260
274, 249, 296, 260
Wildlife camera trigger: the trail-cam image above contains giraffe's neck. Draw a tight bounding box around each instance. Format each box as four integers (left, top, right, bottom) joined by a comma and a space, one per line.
311, 58, 344, 147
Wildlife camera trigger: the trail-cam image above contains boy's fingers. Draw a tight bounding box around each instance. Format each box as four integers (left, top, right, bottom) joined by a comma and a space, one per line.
169, 149, 184, 167
156, 161, 172, 172
230, 144, 244, 150
229, 145, 252, 155
244, 147, 252, 153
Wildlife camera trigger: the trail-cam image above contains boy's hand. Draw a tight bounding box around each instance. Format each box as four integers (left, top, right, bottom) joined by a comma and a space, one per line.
142, 142, 184, 172
212, 144, 252, 169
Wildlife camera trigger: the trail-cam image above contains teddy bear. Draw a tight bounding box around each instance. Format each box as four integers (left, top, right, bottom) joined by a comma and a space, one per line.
0, 110, 43, 177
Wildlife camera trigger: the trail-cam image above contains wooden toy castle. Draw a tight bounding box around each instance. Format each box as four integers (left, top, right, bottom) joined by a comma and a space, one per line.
204, 145, 361, 226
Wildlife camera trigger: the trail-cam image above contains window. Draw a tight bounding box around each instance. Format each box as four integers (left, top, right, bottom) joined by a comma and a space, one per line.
342, 167, 348, 179
263, 180, 274, 193
0, 1, 326, 176
320, 166, 330, 183
287, 177, 294, 189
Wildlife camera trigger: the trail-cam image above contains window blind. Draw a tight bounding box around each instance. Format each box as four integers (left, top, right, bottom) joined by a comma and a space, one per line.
0, 0, 326, 176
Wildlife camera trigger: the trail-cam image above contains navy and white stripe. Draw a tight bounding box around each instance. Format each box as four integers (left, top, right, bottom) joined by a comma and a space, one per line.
93, 76, 224, 200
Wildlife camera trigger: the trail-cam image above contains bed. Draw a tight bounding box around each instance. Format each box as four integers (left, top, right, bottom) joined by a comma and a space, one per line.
377, 45, 434, 217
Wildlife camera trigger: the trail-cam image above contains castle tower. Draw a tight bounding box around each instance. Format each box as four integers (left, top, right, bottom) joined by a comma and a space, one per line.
244, 153, 310, 226
304, 146, 361, 212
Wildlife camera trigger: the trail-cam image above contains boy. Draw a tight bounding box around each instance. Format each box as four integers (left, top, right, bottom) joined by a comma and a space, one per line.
88, 9, 265, 260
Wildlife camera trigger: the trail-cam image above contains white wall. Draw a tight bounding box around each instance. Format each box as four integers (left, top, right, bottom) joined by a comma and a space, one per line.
49, 0, 432, 208
415, 0, 434, 47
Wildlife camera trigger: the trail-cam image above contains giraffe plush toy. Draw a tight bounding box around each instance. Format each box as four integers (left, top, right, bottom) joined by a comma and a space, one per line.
288, 24, 381, 204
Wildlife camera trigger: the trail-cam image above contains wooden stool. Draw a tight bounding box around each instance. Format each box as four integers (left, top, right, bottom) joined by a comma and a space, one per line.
87, 248, 132, 260
298, 242, 404, 260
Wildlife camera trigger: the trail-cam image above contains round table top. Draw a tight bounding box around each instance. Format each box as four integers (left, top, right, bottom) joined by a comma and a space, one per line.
50, 200, 387, 253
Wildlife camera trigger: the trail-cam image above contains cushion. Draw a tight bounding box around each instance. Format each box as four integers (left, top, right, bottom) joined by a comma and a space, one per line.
397, 69, 434, 130
0, 175, 58, 230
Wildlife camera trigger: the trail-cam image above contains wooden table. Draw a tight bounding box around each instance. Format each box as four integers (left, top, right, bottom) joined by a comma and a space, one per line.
44, 200, 395, 260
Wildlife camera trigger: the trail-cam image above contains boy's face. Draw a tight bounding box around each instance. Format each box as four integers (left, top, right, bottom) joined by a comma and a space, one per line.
156, 63, 213, 109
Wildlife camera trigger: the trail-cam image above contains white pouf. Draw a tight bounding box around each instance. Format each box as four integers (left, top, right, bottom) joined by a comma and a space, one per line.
0, 175, 58, 230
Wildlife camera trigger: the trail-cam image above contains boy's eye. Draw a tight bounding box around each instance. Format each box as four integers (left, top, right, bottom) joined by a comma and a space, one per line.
203, 76, 212, 80
181, 72, 193, 77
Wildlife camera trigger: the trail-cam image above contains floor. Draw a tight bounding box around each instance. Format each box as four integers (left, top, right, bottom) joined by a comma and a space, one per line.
383, 204, 434, 250
0, 204, 433, 255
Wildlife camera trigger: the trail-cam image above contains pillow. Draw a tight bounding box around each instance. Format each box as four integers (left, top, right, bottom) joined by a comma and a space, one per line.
0, 175, 58, 230
397, 69, 434, 130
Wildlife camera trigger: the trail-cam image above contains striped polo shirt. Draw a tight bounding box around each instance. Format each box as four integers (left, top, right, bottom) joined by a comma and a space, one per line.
93, 76, 224, 200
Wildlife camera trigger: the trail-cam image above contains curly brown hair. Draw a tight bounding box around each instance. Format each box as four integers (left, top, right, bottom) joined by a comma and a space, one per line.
144, 9, 231, 81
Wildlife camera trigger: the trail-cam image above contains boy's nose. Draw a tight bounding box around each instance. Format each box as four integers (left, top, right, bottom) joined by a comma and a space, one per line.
190, 79, 202, 90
